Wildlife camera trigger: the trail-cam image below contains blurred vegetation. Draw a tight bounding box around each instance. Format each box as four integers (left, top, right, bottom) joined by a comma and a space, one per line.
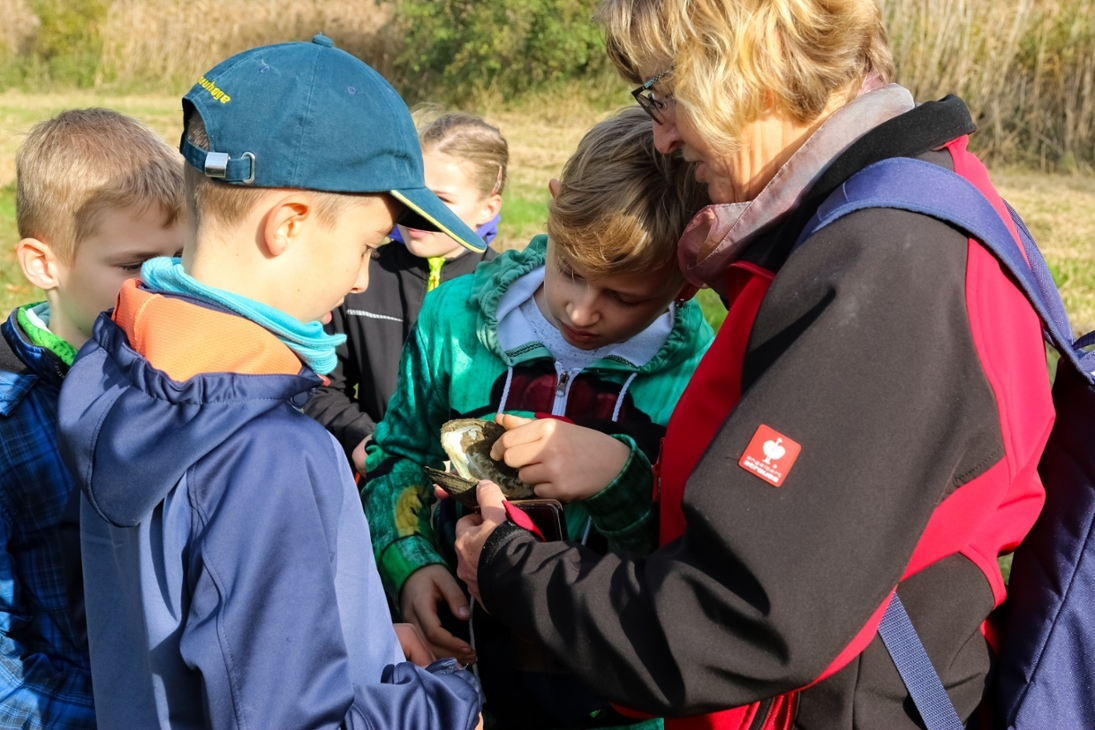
390, 0, 611, 104
2, 0, 1095, 168
0, 0, 1090, 167
881, 0, 1095, 171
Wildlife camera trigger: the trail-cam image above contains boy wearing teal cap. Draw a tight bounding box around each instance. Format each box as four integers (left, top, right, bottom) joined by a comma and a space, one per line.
56, 36, 483, 729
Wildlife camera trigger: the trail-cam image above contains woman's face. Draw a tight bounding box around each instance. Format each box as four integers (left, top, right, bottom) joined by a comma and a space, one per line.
647, 77, 829, 205
399, 150, 500, 259
651, 103, 749, 204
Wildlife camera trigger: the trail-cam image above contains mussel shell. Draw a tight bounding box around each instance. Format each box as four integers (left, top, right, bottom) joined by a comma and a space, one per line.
423, 466, 480, 509
429, 418, 537, 506
439, 419, 534, 499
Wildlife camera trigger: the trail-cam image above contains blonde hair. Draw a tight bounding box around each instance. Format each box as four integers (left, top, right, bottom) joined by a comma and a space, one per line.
182, 111, 382, 233
547, 106, 708, 280
597, 0, 895, 151
16, 108, 185, 263
417, 112, 509, 199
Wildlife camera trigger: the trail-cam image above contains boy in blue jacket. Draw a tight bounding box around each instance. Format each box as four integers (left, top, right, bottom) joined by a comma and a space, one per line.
0, 107, 185, 729
56, 37, 483, 729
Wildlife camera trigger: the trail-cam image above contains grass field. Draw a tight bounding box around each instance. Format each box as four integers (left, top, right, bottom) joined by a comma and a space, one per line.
3, 90, 1095, 338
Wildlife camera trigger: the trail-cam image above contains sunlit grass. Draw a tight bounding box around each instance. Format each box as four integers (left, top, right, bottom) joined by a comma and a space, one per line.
3, 93, 1095, 338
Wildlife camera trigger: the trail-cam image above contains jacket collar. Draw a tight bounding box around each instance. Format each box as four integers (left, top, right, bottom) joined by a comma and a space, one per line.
0, 308, 65, 415
677, 83, 916, 297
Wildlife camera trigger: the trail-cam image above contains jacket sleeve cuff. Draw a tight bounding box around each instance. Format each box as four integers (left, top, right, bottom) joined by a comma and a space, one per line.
378, 535, 449, 603
582, 435, 654, 536
478, 521, 535, 608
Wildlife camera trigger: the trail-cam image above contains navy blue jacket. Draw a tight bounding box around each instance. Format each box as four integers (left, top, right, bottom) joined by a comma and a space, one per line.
57, 284, 481, 730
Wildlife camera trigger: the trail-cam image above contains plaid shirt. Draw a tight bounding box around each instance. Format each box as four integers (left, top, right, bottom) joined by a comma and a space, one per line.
0, 310, 94, 729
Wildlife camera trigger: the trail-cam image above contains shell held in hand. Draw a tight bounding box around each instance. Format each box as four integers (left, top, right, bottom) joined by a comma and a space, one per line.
422, 418, 535, 508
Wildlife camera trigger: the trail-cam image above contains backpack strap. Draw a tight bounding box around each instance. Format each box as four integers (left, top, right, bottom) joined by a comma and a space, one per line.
878, 594, 964, 730
794, 155, 1093, 729
795, 156, 1095, 380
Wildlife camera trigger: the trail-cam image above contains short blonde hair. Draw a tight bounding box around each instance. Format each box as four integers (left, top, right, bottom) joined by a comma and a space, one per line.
16, 108, 185, 263
183, 111, 384, 233
418, 112, 509, 199
547, 106, 708, 280
597, 0, 895, 151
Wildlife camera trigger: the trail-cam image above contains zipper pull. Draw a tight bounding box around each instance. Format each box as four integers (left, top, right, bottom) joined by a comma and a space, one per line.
555, 371, 570, 396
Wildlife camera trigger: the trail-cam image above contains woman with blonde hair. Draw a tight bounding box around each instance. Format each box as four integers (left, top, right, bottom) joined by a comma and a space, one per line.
454, 1, 1054, 728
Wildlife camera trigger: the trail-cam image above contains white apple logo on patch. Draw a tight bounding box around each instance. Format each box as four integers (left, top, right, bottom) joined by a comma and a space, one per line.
762, 438, 786, 464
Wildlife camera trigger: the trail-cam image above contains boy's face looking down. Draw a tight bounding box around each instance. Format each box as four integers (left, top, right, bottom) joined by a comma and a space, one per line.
17, 204, 184, 348
184, 190, 400, 325
291, 194, 401, 324
398, 149, 501, 260
536, 236, 682, 351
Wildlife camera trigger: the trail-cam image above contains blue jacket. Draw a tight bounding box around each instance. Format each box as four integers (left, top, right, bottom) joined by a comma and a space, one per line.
57, 282, 481, 729
0, 308, 95, 729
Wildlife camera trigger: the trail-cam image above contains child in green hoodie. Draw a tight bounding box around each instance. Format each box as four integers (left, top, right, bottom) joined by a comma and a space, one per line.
362, 107, 713, 730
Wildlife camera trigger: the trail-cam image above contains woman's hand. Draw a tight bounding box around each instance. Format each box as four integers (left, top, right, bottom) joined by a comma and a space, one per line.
455, 481, 509, 606
490, 414, 630, 502
400, 565, 476, 665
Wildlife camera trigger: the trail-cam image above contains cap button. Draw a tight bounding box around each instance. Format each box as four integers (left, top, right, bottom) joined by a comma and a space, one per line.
312, 33, 334, 48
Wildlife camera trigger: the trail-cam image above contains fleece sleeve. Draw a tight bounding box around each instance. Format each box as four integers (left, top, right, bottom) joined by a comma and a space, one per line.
476, 209, 1009, 715
179, 423, 480, 730
581, 435, 658, 556
0, 508, 95, 730
304, 305, 377, 460
361, 316, 454, 602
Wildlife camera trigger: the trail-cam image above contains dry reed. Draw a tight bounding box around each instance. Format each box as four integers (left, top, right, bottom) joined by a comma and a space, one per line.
0, 0, 38, 59
98, 0, 396, 88
884, 0, 1095, 169
3, 0, 1095, 169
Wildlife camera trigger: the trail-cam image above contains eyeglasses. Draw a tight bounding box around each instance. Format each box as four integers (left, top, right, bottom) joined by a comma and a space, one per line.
631, 71, 674, 124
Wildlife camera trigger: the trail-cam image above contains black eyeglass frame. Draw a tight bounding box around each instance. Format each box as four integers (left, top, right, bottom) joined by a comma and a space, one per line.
631, 71, 673, 124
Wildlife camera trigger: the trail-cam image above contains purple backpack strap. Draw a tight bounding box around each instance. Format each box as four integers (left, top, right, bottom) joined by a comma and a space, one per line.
796, 157, 1090, 375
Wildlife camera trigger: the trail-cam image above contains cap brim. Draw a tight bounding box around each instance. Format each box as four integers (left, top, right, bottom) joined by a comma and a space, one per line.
391, 188, 487, 253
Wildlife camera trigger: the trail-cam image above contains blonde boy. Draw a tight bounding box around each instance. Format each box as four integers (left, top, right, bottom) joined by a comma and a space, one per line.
54, 37, 485, 730
0, 108, 183, 729
363, 106, 712, 729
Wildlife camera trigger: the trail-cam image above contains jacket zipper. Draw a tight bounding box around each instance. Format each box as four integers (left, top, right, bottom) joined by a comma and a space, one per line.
552, 364, 580, 416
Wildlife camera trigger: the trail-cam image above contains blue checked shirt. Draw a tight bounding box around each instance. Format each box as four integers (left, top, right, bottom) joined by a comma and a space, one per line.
0, 311, 94, 729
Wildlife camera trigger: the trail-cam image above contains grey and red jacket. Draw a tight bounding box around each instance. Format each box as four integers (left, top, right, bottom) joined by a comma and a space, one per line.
474, 96, 1054, 729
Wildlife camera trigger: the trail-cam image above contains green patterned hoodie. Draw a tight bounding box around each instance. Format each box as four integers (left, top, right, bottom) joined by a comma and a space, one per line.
362, 235, 713, 600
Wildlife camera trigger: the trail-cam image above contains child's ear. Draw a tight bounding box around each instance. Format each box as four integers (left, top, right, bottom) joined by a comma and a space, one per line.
17, 238, 62, 291
477, 192, 503, 227
262, 194, 311, 257
547, 178, 561, 199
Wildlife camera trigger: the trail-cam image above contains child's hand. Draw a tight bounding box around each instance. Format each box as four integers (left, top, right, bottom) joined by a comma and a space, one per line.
352, 436, 370, 475
490, 414, 630, 502
400, 565, 476, 665
393, 622, 435, 667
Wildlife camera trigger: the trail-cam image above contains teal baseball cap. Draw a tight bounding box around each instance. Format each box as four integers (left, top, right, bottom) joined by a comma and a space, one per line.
179, 34, 486, 253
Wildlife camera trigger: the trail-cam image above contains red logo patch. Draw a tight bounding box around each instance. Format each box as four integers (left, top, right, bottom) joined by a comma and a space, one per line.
738, 425, 801, 487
